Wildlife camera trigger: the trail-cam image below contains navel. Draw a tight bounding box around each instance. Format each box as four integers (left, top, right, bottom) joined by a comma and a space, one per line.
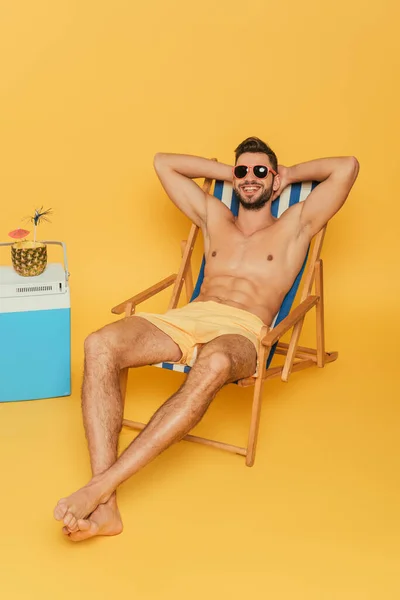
212, 251, 217, 257
267, 254, 273, 261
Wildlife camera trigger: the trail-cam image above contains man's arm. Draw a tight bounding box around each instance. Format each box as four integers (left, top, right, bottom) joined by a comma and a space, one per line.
276, 157, 359, 238
153, 153, 233, 227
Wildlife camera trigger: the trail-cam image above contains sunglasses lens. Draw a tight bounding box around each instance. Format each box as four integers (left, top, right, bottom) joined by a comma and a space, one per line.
234, 165, 248, 178
253, 166, 269, 178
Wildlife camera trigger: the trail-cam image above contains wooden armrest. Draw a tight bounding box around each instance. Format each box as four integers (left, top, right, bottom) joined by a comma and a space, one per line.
260, 296, 319, 347
111, 274, 177, 315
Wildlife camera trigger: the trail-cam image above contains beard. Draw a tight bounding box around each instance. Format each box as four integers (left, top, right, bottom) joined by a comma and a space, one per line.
235, 184, 274, 211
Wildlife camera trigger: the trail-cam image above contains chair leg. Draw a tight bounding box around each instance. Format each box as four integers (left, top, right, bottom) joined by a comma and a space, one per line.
315, 259, 325, 367
120, 367, 129, 401
246, 344, 269, 467
119, 303, 132, 401
282, 318, 305, 382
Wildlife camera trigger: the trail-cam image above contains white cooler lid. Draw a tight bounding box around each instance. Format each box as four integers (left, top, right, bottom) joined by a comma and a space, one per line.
0, 263, 66, 286
0, 263, 70, 312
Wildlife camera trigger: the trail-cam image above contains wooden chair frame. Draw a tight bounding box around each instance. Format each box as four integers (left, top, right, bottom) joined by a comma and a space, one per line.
111, 175, 338, 466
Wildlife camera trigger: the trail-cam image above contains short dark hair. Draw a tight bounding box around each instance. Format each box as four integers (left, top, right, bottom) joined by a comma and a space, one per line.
234, 136, 278, 172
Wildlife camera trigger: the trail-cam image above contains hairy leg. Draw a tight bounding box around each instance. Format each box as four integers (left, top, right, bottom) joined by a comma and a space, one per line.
57, 315, 182, 540
81, 316, 182, 478
55, 334, 256, 532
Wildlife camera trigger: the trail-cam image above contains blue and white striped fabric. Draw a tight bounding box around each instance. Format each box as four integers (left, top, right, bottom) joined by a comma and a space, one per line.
153, 180, 318, 374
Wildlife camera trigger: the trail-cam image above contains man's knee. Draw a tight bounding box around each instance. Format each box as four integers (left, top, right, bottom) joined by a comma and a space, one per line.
84, 330, 110, 355
199, 349, 233, 380
84, 326, 122, 358
198, 336, 257, 382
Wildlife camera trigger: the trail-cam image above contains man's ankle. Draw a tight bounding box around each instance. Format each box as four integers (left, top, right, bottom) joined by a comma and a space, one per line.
105, 492, 118, 507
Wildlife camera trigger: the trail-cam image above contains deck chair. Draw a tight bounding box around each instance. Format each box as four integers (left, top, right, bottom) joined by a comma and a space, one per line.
111, 170, 338, 466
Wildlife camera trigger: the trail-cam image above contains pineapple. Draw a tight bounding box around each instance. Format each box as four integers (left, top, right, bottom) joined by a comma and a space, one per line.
11, 240, 47, 277
8, 207, 52, 277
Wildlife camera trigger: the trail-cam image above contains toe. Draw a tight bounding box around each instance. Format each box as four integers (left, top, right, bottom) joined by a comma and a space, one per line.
76, 519, 91, 532
54, 500, 68, 521
63, 512, 73, 527
69, 522, 99, 542
63, 512, 77, 530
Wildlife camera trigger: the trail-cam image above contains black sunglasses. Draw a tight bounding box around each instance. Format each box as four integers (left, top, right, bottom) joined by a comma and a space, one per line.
233, 164, 277, 179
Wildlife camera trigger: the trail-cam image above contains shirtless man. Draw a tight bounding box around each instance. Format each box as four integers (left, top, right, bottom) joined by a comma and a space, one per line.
54, 137, 359, 541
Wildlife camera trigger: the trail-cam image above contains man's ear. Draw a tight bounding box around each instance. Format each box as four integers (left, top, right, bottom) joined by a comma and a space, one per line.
273, 174, 280, 191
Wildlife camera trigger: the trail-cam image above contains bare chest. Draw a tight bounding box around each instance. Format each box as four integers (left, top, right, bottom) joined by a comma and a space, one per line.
203, 211, 308, 286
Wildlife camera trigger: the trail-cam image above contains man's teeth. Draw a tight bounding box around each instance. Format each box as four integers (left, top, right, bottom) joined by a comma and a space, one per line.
243, 186, 259, 192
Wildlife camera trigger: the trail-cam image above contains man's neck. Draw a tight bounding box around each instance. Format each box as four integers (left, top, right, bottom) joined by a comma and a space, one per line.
235, 204, 277, 236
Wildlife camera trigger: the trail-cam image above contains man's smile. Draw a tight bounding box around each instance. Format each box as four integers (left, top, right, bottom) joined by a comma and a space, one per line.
240, 184, 262, 195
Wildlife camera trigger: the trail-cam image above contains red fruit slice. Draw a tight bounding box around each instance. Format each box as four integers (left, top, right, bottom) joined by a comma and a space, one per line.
8, 228, 30, 239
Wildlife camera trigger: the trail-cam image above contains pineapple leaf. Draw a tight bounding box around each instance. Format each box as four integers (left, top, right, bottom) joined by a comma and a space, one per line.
23, 207, 53, 226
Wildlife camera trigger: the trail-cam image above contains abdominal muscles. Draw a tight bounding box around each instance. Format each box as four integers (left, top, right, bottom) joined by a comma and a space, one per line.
195, 272, 287, 326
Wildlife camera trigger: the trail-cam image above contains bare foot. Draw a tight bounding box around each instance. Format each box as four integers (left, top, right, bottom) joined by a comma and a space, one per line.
54, 475, 113, 530
62, 498, 123, 542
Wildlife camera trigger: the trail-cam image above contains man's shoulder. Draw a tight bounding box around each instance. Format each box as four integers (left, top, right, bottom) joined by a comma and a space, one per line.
198, 193, 233, 241
277, 203, 312, 243
274, 202, 303, 232
206, 193, 234, 220
279, 202, 303, 222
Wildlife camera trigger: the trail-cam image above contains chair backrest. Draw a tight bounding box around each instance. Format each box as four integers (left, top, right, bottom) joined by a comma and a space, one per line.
190, 180, 319, 367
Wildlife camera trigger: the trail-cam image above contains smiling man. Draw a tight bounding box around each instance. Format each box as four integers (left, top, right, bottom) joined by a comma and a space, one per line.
54, 137, 359, 541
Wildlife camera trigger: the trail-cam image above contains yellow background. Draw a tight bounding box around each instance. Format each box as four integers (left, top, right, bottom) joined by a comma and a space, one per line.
1, 1, 399, 598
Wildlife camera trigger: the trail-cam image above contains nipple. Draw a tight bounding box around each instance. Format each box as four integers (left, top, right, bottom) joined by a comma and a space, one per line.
212, 251, 217, 257
267, 254, 273, 261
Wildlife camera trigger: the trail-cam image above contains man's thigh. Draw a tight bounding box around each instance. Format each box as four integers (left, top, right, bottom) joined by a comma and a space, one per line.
90, 315, 183, 368
197, 334, 257, 383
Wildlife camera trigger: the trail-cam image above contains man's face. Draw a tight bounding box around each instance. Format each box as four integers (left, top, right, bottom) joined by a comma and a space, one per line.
233, 152, 275, 211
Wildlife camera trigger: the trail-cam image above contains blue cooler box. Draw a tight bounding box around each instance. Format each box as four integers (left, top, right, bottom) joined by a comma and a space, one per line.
0, 241, 71, 402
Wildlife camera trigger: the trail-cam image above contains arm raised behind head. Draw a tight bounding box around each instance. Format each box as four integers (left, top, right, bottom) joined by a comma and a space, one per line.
153, 153, 233, 227
276, 156, 359, 238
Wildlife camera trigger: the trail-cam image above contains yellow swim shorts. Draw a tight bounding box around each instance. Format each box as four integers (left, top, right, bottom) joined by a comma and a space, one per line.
135, 300, 266, 374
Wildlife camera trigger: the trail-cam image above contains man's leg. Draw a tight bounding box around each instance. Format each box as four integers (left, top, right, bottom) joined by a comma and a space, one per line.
54, 334, 256, 535
58, 315, 183, 540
